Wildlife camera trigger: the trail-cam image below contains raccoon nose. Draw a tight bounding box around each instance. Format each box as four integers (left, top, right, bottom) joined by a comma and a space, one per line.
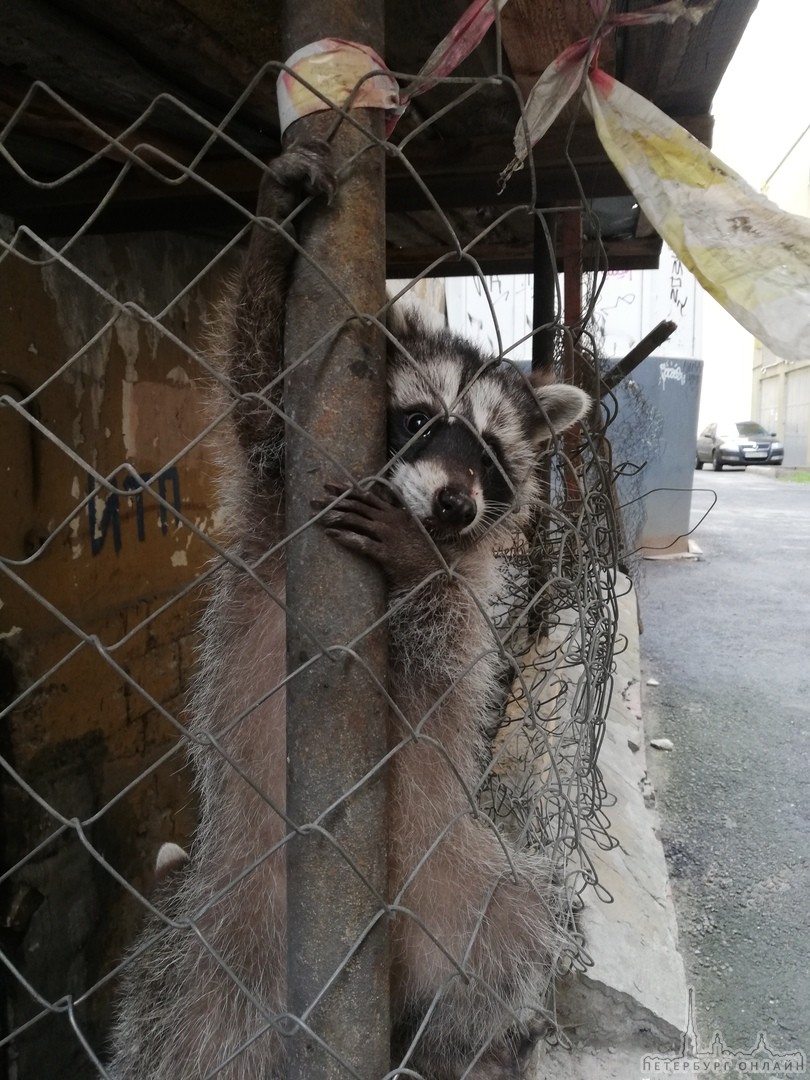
434, 487, 477, 527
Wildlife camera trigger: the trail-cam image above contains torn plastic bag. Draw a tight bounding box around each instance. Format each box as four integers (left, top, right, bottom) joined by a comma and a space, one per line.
585, 67, 810, 362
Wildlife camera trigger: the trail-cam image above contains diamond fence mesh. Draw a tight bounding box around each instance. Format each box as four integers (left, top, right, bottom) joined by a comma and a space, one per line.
0, 44, 629, 1080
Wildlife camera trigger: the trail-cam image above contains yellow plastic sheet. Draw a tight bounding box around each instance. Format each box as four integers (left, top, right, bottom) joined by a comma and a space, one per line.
586, 68, 810, 362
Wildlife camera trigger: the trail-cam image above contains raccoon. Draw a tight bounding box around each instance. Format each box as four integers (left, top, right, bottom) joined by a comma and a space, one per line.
107, 140, 589, 1080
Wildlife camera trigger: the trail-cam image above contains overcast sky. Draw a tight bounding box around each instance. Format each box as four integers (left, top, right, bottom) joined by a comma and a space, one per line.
710, 0, 810, 189
698, 0, 810, 423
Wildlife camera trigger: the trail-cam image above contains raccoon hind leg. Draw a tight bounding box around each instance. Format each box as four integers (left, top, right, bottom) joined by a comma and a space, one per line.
392, 1002, 545, 1080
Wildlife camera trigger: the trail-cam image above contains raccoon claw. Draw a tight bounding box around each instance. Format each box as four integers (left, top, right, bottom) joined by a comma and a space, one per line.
275, 138, 336, 200
260, 139, 337, 218
316, 485, 441, 588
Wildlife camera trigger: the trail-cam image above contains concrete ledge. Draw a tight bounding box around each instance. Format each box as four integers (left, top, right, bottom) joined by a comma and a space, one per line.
532, 573, 687, 1077
747, 464, 806, 478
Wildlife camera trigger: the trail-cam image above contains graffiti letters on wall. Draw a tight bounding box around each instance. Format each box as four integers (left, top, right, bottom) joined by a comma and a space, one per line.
87, 468, 181, 556
669, 254, 689, 318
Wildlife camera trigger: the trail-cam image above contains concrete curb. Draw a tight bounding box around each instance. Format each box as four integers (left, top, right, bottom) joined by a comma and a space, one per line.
746, 464, 806, 479
532, 572, 687, 1079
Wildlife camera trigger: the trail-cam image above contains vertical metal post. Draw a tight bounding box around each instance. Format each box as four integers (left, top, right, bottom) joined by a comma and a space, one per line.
531, 213, 558, 373
281, 2, 389, 1079
562, 207, 585, 501
562, 207, 583, 371
527, 213, 558, 635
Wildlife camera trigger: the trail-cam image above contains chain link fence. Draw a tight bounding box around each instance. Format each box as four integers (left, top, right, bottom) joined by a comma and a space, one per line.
0, 37, 632, 1080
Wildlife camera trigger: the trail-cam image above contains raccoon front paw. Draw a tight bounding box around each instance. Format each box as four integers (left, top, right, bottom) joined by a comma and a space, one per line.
315, 484, 442, 588
260, 139, 337, 218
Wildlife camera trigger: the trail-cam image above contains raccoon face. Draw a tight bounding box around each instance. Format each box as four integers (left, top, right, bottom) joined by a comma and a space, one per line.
386, 325, 589, 541
387, 401, 514, 538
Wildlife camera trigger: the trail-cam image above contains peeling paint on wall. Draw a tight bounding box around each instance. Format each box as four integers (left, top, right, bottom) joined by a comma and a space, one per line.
116, 317, 142, 385
1, 230, 234, 1073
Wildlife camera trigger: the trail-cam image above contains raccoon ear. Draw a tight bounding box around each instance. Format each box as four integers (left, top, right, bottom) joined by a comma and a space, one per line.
386, 298, 416, 340
528, 380, 591, 442
386, 283, 446, 337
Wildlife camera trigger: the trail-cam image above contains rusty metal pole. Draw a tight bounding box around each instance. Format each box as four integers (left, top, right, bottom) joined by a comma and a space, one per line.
531, 213, 558, 373
281, 2, 389, 1079
562, 207, 584, 502
601, 319, 678, 394
527, 213, 559, 635
562, 207, 583, 380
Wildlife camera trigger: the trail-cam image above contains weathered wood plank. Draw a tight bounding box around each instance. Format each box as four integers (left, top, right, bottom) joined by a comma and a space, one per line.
1, 0, 273, 152
0, 68, 201, 169
0, 115, 712, 236
174, 0, 282, 69
619, 0, 758, 113
386, 236, 663, 278
60, 0, 281, 122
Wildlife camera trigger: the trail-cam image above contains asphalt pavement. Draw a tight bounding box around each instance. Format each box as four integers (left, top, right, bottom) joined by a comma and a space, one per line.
639, 467, 810, 1058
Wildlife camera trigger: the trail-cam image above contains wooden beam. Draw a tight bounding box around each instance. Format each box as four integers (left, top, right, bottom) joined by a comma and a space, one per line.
0, 69, 202, 168
0, 115, 713, 239
385, 236, 663, 278
388, 115, 712, 210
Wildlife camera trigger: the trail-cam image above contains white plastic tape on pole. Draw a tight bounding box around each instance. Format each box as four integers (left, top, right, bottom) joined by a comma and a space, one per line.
277, 39, 398, 136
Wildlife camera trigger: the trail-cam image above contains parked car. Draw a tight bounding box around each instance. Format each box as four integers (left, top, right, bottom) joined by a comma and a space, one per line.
695, 421, 784, 470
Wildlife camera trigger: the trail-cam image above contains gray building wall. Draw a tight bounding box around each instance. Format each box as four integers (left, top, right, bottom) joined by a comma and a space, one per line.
754, 358, 810, 468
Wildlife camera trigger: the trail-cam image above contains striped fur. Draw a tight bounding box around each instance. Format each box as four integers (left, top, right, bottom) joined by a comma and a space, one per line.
107, 141, 589, 1080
